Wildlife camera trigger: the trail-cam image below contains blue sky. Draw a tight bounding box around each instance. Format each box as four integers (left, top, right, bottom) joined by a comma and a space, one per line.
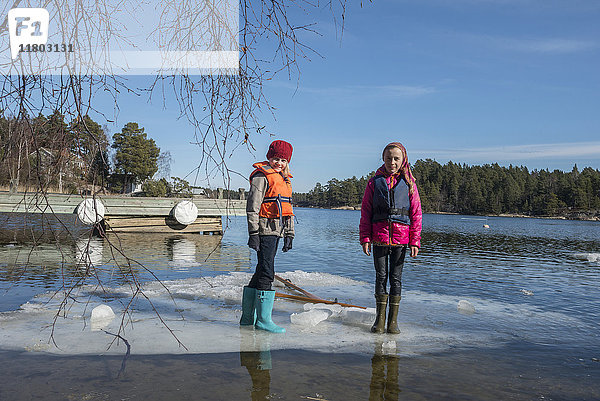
95, 0, 600, 192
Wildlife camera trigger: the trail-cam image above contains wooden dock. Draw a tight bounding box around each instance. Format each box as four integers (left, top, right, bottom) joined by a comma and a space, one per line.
0, 192, 245, 234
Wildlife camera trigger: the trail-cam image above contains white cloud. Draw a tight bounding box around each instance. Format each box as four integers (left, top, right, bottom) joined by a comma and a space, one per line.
415, 141, 600, 161
355, 85, 436, 97
501, 38, 596, 54
269, 81, 435, 98
454, 31, 597, 55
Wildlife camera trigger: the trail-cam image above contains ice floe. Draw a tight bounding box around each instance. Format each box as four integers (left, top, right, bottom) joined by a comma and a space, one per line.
573, 253, 600, 263
0, 270, 589, 357
290, 309, 332, 327
90, 305, 115, 331
457, 300, 476, 315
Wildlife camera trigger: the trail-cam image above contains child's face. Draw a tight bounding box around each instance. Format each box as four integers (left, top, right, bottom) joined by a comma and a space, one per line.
383, 147, 404, 174
268, 157, 288, 172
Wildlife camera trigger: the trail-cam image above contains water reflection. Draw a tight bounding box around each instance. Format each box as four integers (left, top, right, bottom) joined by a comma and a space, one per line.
369, 340, 400, 401
0, 243, 78, 284
166, 237, 196, 264
0, 231, 252, 310
0, 212, 92, 244
240, 330, 272, 400
0, 233, 248, 272
75, 237, 104, 269
104, 232, 249, 272
0, 211, 250, 275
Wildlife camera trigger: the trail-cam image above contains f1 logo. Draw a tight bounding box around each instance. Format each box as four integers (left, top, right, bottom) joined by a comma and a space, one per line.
7, 8, 49, 60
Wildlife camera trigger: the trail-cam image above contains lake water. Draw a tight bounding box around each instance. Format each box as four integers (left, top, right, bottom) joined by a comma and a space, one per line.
1, 209, 599, 400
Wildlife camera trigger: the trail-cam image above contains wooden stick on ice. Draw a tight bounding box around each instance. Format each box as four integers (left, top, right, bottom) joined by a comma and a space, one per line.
274, 274, 322, 300
275, 292, 366, 309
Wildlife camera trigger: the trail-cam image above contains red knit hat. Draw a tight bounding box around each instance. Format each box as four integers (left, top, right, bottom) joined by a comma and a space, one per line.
266, 140, 293, 162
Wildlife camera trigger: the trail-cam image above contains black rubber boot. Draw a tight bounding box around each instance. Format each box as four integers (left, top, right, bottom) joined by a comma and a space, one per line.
387, 295, 401, 334
371, 294, 388, 333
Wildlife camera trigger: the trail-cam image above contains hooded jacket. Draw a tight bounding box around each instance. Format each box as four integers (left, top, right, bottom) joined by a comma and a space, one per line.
359, 165, 422, 247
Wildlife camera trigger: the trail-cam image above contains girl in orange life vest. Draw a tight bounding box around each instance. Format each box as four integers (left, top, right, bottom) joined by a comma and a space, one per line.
240, 140, 294, 333
359, 142, 423, 334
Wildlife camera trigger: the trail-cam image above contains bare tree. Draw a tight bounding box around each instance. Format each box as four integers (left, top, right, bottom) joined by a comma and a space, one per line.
0, 0, 351, 347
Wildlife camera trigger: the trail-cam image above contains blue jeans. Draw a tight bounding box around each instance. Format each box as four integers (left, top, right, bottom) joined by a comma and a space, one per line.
248, 235, 280, 290
373, 245, 406, 296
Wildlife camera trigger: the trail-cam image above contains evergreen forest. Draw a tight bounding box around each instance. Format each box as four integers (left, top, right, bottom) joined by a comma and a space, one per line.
294, 160, 600, 218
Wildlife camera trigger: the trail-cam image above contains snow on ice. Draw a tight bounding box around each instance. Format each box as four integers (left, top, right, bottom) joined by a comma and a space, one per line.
0, 271, 587, 357
573, 253, 600, 263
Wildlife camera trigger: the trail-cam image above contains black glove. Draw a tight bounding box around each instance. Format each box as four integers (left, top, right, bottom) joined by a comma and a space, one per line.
248, 234, 260, 251
282, 236, 293, 252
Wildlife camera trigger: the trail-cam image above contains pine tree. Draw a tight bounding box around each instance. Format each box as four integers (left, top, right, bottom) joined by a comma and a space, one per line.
112, 122, 160, 192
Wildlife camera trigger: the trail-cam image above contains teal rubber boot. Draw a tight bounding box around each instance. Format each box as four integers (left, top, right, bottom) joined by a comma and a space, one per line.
255, 290, 286, 333
240, 286, 257, 326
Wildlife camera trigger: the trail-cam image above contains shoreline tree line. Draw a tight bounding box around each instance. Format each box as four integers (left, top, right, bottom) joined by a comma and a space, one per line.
3, 112, 599, 216
0, 112, 196, 197
294, 160, 600, 218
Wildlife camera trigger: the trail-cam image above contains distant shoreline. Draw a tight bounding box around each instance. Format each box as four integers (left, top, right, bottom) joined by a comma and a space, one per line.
430, 211, 600, 222
295, 205, 600, 222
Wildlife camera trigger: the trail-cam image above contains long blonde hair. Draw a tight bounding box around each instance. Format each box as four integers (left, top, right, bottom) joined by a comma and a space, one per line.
382, 142, 417, 194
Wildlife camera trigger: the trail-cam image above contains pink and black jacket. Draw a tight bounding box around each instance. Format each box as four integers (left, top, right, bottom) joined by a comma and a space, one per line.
359, 166, 422, 248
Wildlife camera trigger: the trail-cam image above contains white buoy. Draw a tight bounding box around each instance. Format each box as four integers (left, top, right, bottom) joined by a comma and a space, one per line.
90, 304, 115, 331
172, 200, 198, 225
76, 198, 105, 225
483, 224, 490, 228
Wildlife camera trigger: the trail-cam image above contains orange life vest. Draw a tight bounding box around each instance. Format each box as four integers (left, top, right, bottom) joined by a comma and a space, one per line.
249, 161, 294, 219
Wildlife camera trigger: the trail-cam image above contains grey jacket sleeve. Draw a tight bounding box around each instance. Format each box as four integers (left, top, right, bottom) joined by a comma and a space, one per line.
246, 174, 267, 235
283, 215, 295, 238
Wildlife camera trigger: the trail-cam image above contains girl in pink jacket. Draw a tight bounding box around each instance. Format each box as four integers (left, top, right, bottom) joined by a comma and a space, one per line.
359, 142, 422, 334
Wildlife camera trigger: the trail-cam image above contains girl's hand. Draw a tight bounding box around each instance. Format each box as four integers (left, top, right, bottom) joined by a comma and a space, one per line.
362, 242, 371, 256
410, 245, 419, 257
